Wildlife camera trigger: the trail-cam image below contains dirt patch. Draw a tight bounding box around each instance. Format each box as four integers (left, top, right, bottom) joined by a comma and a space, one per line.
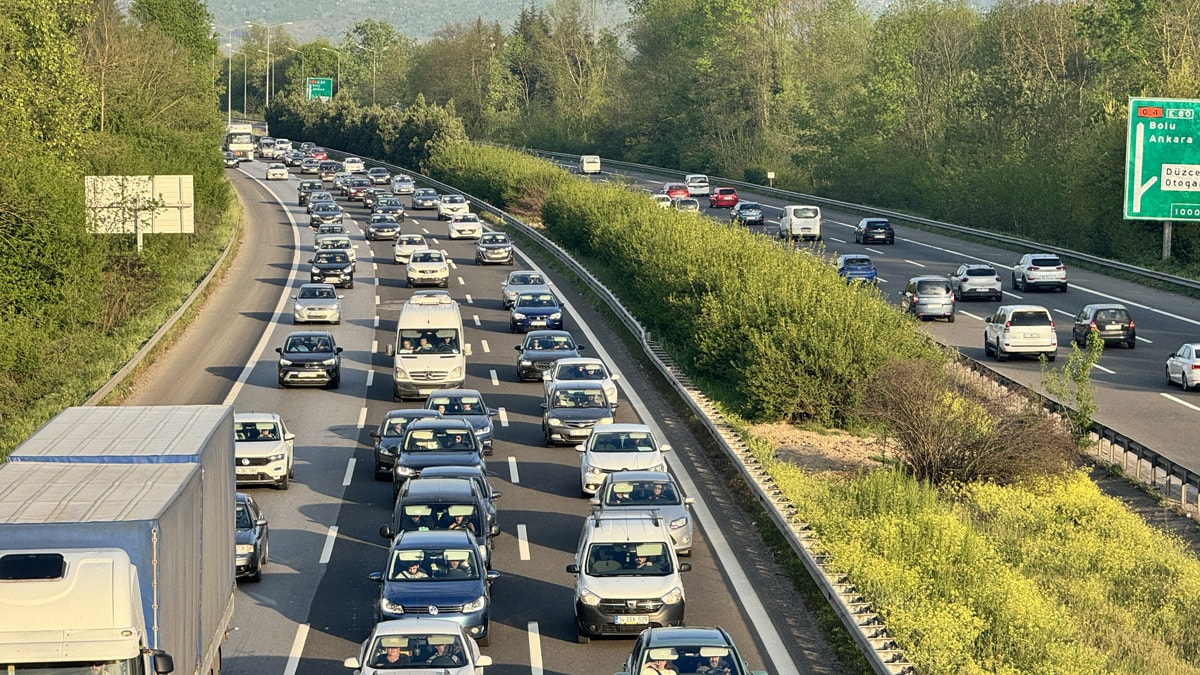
751, 422, 888, 476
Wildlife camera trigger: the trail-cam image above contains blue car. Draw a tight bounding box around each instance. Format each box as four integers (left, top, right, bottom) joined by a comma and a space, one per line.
369, 529, 499, 646
837, 254, 878, 284
509, 290, 566, 332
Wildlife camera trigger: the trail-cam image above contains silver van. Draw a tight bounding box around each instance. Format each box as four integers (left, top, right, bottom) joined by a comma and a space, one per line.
900, 276, 955, 322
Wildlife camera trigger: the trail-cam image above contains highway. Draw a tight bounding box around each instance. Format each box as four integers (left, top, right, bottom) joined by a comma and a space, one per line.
121, 167, 848, 674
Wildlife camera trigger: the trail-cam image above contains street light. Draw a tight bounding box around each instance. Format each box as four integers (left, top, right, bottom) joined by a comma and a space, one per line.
320, 47, 341, 98
213, 24, 240, 127
244, 20, 292, 108
357, 45, 389, 107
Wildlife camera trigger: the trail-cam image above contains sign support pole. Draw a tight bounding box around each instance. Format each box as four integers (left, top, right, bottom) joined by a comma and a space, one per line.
1163, 220, 1173, 260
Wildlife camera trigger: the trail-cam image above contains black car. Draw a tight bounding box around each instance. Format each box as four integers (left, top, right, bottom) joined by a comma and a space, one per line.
235, 492, 269, 582
514, 330, 586, 382
276, 330, 343, 388
297, 180, 323, 206
391, 419, 486, 488
309, 202, 344, 227
385, 477, 495, 568
309, 250, 355, 288
283, 150, 306, 167
729, 201, 764, 227
365, 214, 402, 241
370, 409, 443, 479
542, 381, 617, 446
854, 217, 895, 245
417, 465, 502, 536
362, 188, 389, 210
374, 197, 406, 220
412, 187, 440, 210
368, 167, 391, 185
223, 151, 240, 169
1072, 303, 1136, 349
475, 232, 515, 265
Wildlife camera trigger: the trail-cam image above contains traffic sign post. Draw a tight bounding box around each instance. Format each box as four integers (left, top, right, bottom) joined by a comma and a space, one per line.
1125, 97, 1200, 222
306, 77, 333, 102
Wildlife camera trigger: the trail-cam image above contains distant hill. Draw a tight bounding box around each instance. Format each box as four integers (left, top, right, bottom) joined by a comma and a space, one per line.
210, 0, 630, 43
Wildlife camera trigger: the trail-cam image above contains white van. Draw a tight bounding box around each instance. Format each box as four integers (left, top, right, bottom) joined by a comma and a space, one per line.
274, 138, 293, 157
257, 137, 276, 159
578, 155, 601, 175
778, 205, 822, 242
390, 293, 472, 400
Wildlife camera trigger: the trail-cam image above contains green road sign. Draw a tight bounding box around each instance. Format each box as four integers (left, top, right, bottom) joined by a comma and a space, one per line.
306, 78, 333, 102
1126, 97, 1200, 221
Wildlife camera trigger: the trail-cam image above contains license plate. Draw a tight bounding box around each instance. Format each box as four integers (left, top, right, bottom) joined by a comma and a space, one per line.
531, 320, 547, 326
1023, 333, 1038, 338
570, 429, 591, 436
236, 467, 256, 476
1106, 324, 1121, 331
614, 615, 649, 625
298, 372, 322, 378
419, 388, 435, 395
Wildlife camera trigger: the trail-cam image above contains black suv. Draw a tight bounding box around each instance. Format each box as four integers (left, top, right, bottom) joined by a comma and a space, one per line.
514, 330, 586, 382
310, 250, 354, 288
276, 330, 343, 388
854, 217, 895, 245
297, 180, 323, 206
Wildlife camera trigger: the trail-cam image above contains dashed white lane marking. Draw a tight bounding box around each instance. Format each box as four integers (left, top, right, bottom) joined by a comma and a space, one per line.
342, 459, 356, 487
366, 370, 375, 388
905, 259, 926, 267
282, 624, 309, 675
498, 407, 509, 427
481, 339, 490, 353
318, 526, 338, 564
517, 524, 531, 561
527, 621, 543, 675
357, 407, 368, 428
473, 314, 481, 326
371, 340, 378, 353
465, 294, 474, 304
1162, 392, 1200, 412
508, 456, 520, 484
490, 369, 499, 386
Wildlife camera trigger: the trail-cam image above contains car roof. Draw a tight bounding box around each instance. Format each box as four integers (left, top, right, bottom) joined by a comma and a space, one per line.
406, 419, 475, 432
384, 409, 442, 420
419, 465, 486, 479
909, 275, 950, 283
1082, 303, 1128, 311
286, 330, 335, 338
591, 423, 654, 434
643, 626, 733, 648
372, 618, 466, 636
603, 470, 675, 483
298, 282, 336, 290
401, 477, 478, 500
526, 329, 573, 338
549, 380, 607, 392
999, 304, 1052, 312
553, 357, 606, 368
426, 388, 484, 398
234, 412, 281, 423
393, 528, 476, 548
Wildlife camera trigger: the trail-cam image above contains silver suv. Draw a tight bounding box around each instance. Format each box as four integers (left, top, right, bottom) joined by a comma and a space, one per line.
983, 305, 1057, 362
900, 276, 955, 322
950, 263, 1003, 302
1012, 254, 1067, 292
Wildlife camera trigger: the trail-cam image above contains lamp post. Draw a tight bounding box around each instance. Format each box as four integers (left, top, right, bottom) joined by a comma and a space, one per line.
244, 20, 292, 108
213, 24, 239, 126
287, 47, 305, 99
320, 47, 341, 98
357, 45, 388, 107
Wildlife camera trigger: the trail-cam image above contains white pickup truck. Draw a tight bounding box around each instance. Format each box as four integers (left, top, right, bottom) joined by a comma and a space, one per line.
777, 205, 822, 242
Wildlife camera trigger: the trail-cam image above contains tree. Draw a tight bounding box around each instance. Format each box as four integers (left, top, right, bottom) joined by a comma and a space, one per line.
130, 0, 214, 64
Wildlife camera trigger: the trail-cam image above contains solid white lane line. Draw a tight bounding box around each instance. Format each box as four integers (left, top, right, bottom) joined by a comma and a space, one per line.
366, 370, 375, 388
490, 369, 499, 386
474, 314, 481, 326
342, 458, 356, 487
319, 526, 338, 564
527, 621, 543, 675
498, 407, 509, 427
481, 339, 490, 353
1162, 392, 1200, 412
959, 311, 987, 322
1053, 309, 1074, 318
1137, 335, 1153, 343
517, 524, 531, 561
508, 456, 520, 484
358, 407, 368, 428
282, 624, 309, 675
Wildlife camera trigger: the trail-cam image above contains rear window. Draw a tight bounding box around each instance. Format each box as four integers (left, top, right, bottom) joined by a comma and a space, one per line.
1030, 257, 1061, 267
793, 207, 819, 218
1009, 310, 1051, 326
916, 280, 951, 295
965, 267, 997, 277
1094, 309, 1130, 322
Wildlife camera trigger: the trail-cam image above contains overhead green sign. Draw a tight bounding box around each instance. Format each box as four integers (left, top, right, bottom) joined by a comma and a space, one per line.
306, 78, 333, 102
1125, 97, 1200, 221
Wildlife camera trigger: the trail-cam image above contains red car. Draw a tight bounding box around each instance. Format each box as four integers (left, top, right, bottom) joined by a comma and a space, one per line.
663, 183, 689, 200
709, 187, 739, 208
307, 147, 328, 160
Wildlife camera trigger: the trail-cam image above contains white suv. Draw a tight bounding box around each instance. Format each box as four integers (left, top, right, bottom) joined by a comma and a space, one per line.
684, 174, 709, 197
1012, 253, 1067, 292
983, 305, 1057, 362
950, 263, 1003, 302
566, 511, 690, 643
577, 424, 671, 497
233, 412, 296, 490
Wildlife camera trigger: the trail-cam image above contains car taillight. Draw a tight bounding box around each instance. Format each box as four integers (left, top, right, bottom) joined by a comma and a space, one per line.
961, 277, 969, 283
950, 292, 955, 301
1056, 266, 1065, 270
911, 293, 919, 302
1089, 320, 1097, 330
1003, 320, 1011, 330
1129, 320, 1135, 329
1049, 320, 1055, 329
1192, 363, 1200, 370
1028, 266, 1040, 271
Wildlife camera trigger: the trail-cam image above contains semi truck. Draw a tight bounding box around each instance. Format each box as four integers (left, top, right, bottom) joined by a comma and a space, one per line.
223, 123, 256, 162
0, 405, 236, 675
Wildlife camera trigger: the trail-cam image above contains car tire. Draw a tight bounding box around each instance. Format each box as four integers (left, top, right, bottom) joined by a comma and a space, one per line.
1166, 367, 1174, 388
277, 378, 287, 388
1127, 339, 1136, 350
276, 473, 289, 491
248, 563, 262, 583
288, 463, 295, 479
262, 540, 269, 565
440, 279, 448, 288
947, 315, 955, 323
346, 280, 354, 289
995, 341, 1009, 362
984, 337, 994, 357
576, 630, 590, 645
1046, 352, 1056, 362
328, 374, 340, 389
374, 463, 389, 481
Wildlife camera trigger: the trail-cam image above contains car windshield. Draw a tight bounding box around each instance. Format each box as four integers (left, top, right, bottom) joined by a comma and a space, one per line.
558, 363, 607, 381
640, 646, 742, 675
454, 215, 479, 222
235, 503, 254, 529
385, 548, 481, 582
517, 293, 557, 308
403, 428, 477, 453
416, 189, 436, 197
398, 236, 426, 246
443, 195, 465, 204
298, 286, 336, 300
509, 273, 545, 286
585, 542, 673, 576
552, 388, 607, 409
383, 416, 418, 437
235, 421, 281, 442
739, 203, 761, 211
590, 431, 657, 453
367, 633, 467, 669
604, 480, 681, 506
428, 394, 484, 415
525, 335, 574, 351
865, 220, 890, 229
314, 252, 348, 264
916, 281, 950, 295
398, 504, 481, 534
284, 335, 334, 353
481, 234, 508, 245
411, 251, 442, 263
397, 330, 461, 355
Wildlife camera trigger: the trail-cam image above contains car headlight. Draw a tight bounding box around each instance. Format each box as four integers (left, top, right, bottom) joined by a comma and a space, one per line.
498, 247, 511, 253
293, 303, 303, 313
660, 587, 684, 604
669, 517, 688, 530
343, 265, 354, 273
548, 418, 564, 427
549, 312, 562, 320
474, 427, 490, 437
512, 313, 526, 320
381, 598, 404, 614
449, 366, 463, 379
579, 589, 601, 606
279, 358, 294, 366
458, 595, 486, 613
267, 453, 287, 462
599, 417, 614, 425
519, 360, 532, 366
311, 266, 321, 274
584, 464, 601, 475
651, 462, 667, 473
395, 466, 416, 476
321, 358, 338, 366
236, 544, 255, 555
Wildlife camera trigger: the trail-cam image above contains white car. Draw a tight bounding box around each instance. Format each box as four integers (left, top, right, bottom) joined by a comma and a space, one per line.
406, 249, 450, 288
391, 174, 416, 195
1167, 343, 1200, 391
543, 357, 619, 404
577, 424, 671, 497
448, 213, 483, 240
265, 163, 289, 180
343, 618, 491, 675
315, 233, 356, 264
983, 304, 1057, 362
684, 173, 710, 196
438, 194, 471, 220
343, 156, 366, 173
394, 234, 429, 264
233, 412, 295, 490
501, 270, 550, 309
651, 194, 672, 208
292, 282, 343, 324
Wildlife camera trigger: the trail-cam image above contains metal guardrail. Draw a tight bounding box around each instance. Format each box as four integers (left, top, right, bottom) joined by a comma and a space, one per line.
330, 149, 917, 674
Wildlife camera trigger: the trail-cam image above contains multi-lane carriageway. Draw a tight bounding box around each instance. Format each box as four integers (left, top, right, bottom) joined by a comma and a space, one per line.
121, 165, 848, 675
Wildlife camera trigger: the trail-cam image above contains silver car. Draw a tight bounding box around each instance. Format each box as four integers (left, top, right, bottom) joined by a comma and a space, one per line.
591, 471, 694, 556
394, 234, 429, 264
1166, 343, 1200, 391
950, 263, 1003, 302
391, 174, 416, 195
1013, 253, 1068, 292
292, 283, 343, 324
542, 357, 619, 404
900, 275, 955, 322
501, 270, 550, 309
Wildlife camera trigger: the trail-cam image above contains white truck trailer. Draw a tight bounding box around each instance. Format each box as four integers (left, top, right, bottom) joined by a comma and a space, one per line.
0, 405, 236, 675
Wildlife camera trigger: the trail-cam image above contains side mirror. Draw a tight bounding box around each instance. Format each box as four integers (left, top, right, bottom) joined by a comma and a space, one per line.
464, 344, 473, 357
386, 344, 395, 357
255, 518, 268, 527
578, 345, 587, 351
378, 525, 393, 540
566, 563, 580, 574
476, 656, 493, 668
369, 430, 380, 439
660, 444, 673, 453
575, 445, 587, 453
275, 347, 283, 354
290, 295, 298, 300
514, 345, 523, 351
491, 490, 502, 499
542, 372, 552, 381
284, 432, 296, 441
335, 346, 344, 353
344, 657, 362, 669
540, 403, 547, 410
679, 562, 692, 572
589, 497, 600, 507
307, 259, 313, 264
610, 374, 620, 381
685, 498, 695, 506
368, 572, 384, 583
611, 402, 620, 410
488, 408, 498, 417
486, 570, 501, 582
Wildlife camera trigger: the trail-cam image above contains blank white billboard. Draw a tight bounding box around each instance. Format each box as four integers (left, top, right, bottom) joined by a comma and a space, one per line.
85, 175, 195, 235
